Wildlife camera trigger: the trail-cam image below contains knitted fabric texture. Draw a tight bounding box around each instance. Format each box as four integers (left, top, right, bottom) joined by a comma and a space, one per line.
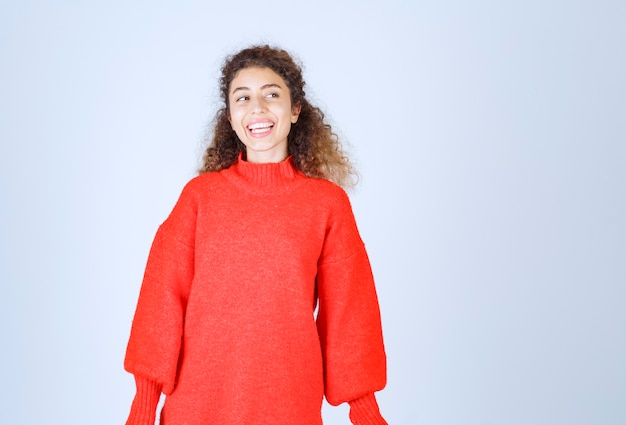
124, 156, 387, 425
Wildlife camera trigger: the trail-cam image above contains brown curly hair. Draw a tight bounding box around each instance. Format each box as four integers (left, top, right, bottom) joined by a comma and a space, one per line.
199, 45, 358, 188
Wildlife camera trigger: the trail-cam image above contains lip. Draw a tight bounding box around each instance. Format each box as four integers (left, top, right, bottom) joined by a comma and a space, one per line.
246, 119, 275, 137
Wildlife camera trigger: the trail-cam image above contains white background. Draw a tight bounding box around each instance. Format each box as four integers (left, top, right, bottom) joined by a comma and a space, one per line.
1, 1, 625, 424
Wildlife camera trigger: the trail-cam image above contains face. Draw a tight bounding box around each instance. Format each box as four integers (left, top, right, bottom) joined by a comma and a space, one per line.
228, 67, 301, 163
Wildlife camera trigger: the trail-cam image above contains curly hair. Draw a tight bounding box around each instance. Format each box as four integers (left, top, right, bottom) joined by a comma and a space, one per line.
200, 45, 358, 188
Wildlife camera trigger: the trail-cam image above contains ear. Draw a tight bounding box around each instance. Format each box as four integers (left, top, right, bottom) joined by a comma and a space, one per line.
291, 101, 302, 124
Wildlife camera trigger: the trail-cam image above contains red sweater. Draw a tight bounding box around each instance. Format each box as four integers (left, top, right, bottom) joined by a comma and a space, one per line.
124, 156, 387, 425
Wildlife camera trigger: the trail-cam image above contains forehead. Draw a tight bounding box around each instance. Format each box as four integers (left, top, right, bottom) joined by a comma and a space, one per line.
230, 67, 289, 92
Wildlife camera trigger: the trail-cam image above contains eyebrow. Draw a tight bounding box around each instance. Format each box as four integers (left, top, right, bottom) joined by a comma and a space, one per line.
231, 83, 284, 95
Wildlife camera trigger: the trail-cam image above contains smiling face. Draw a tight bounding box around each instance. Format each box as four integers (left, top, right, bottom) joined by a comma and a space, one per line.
228, 67, 301, 163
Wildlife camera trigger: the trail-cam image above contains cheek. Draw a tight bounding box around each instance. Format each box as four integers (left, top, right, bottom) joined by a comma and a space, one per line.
228, 109, 242, 127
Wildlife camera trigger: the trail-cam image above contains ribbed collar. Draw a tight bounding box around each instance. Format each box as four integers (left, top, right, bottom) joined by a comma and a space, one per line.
223, 153, 305, 195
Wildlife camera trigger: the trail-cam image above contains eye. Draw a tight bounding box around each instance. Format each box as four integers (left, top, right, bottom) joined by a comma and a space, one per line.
236, 95, 249, 102
265, 92, 279, 99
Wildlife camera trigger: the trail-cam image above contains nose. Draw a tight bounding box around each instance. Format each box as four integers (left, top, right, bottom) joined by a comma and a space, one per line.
250, 95, 266, 113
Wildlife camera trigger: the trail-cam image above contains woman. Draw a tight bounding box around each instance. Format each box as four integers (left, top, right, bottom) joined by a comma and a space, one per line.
124, 45, 388, 425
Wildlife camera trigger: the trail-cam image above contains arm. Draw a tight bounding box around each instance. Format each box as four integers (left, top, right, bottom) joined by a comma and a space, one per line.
124, 184, 197, 424
315, 191, 388, 425
125, 376, 162, 425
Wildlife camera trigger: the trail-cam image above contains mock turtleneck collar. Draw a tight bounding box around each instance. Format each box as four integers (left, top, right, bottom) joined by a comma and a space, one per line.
223, 153, 305, 195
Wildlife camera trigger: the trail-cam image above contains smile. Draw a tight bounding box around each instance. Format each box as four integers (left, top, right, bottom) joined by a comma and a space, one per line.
247, 121, 274, 135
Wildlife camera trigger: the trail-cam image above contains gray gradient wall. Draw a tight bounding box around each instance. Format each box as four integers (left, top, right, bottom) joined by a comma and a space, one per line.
1, 1, 624, 424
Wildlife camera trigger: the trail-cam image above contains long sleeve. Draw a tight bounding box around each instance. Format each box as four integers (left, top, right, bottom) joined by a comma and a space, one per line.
125, 376, 162, 425
349, 393, 388, 425
124, 183, 197, 401
315, 190, 387, 421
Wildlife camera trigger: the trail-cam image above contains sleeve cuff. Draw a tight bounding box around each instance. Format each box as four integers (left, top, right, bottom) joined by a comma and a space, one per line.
348, 393, 388, 425
125, 375, 163, 425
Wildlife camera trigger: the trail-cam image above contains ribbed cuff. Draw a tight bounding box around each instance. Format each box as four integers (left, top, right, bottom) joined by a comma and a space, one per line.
125, 376, 162, 425
348, 393, 388, 425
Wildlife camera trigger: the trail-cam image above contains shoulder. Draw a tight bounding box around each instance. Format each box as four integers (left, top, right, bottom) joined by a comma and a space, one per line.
186, 170, 224, 189
302, 177, 351, 202
177, 171, 227, 199
299, 177, 355, 217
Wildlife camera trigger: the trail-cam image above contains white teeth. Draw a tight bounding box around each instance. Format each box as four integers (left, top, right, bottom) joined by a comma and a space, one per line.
248, 122, 273, 130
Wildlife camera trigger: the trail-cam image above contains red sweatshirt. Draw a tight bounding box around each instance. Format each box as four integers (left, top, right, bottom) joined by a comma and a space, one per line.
124, 155, 387, 425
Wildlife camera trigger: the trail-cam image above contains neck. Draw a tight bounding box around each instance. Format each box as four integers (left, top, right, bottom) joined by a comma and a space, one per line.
244, 148, 289, 164
223, 153, 304, 195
